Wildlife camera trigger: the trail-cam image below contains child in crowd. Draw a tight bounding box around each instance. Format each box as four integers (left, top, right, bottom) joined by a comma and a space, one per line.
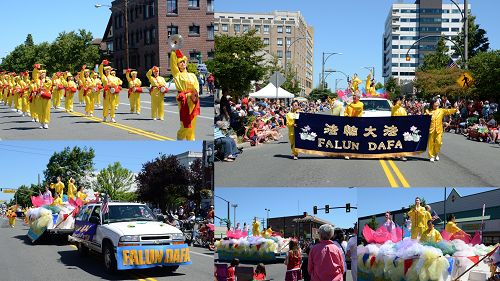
227, 258, 239, 281
253, 263, 267, 280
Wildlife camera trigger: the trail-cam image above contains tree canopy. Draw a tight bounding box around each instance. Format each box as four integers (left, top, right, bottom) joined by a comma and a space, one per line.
93, 162, 137, 202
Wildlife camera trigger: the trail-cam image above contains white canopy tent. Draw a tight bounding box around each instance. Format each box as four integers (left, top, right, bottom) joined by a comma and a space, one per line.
249, 83, 295, 99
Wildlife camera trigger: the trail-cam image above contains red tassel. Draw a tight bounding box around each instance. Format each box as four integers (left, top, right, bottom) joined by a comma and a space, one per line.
370, 256, 376, 267
404, 259, 413, 275
175, 50, 184, 58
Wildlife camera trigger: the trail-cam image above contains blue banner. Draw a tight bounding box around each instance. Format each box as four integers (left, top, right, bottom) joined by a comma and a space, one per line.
294, 113, 431, 158
116, 244, 192, 270
72, 220, 97, 241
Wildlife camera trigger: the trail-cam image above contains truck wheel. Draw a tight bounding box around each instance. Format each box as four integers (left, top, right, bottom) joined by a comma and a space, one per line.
163, 265, 179, 274
77, 242, 89, 257
103, 243, 117, 273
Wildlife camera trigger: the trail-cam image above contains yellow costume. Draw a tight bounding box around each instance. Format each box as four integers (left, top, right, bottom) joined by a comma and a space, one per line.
7, 75, 15, 108
64, 72, 77, 112
80, 67, 95, 116
252, 219, 261, 236
425, 108, 458, 159
21, 72, 31, 116
51, 196, 63, 206
77, 71, 84, 104
7, 206, 17, 227
445, 221, 462, 235
67, 180, 77, 200
52, 73, 64, 109
99, 60, 119, 122
391, 102, 407, 116
13, 76, 23, 112
170, 50, 200, 140
365, 72, 376, 96
421, 228, 442, 243
50, 181, 65, 198
126, 70, 142, 114
146, 67, 167, 121
32, 65, 53, 128
286, 111, 299, 157
407, 206, 431, 239
76, 190, 87, 202
112, 72, 122, 109
92, 73, 102, 108
350, 75, 362, 93
344, 101, 364, 117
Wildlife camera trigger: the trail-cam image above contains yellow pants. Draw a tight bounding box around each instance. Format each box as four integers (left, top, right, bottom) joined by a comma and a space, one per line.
84, 94, 95, 114
52, 89, 61, 108
103, 92, 117, 119
151, 91, 164, 119
94, 91, 101, 107
9, 217, 16, 227
14, 93, 22, 110
2, 89, 8, 103
411, 226, 426, 239
428, 131, 443, 158
22, 95, 30, 114
78, 89, 84, 103
40, 98, 51, 124
177, 118, 197, 140
130, 92, 141, 113
65, 92, 75, 112
30, 98, 39, 121
114, 93, 120, 108
288, 129, 298, 156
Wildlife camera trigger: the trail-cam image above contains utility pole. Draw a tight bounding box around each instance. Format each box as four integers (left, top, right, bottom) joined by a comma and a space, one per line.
124, 0, 130, 69
464, 0, 468, 69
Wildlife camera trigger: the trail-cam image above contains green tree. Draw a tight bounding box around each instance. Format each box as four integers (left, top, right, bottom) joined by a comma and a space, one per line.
367, 216, 379, 230
24, 34, 34, 47
206, 30, 268, 98
44, 146, 95, 193
308, 87, 335, 101
419, 38, 450, 71
452, 15, 489, 59
414, 68, 464, 100
467, 50, 500, 101
93, 162, 136, 201
384, 77, 401, 100
187, 63, 199, 76
13, 185, 35, 208
0, 35, 50, 73
136, 155, 190, 213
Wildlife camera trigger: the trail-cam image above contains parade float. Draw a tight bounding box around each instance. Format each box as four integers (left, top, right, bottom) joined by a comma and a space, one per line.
215, 220, 290, 262
358, 224, 499, 281
26, 189, 98, 243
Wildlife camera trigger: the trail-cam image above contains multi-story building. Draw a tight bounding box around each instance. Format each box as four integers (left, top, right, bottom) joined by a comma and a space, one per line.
215, 11, 314, 96
102, 0, 215, 80
382, 0, 469, 91
267, 212, 332, 239
175, 151, 202, 168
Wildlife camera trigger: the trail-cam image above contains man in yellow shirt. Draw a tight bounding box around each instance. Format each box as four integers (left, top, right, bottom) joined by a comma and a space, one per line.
50, 177, 65, 199
391, 96, 407, 117
286, 100, 301, 160
425, 99, 458, 162
344, 94, 363, 117
445, 214, 462, 235
421, 220, 442, 243
126, 69, 142, 115
407, 197, 431, 239
67, 177, 77, 201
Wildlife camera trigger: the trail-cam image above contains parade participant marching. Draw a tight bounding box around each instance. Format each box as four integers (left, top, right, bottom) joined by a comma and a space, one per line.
50, 176, 65, 198
92, 72, 103, 109
0, 72, 7, 104
67, 177, 77, 201
146, 66, 167, 121
77, 70, 84, 104
28, 74, 39, 122
126, 69, 142, 114
99, 59, 119, 123
33, 64, 53, 129
80, 66, 95, 116
111, 70, 122, 110
391, 96, 408, 161
425, 99, 458, 162
52, 72, 65, 109
6, 205, 17, 228
407, 197, 431, 239
171, 49, 200, 140
286, 100, 301, 160
64, 72, 77, 112
421, 220, 442, 243
7, 73, 15, 108
20, 72, 31, 117
13, 75, 23, 113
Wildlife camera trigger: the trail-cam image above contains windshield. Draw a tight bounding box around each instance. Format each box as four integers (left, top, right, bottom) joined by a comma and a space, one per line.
103, 205, 156, 223
362, 100, 391, 111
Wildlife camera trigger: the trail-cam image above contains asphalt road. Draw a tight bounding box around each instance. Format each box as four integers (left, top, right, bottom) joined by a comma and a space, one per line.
215, 254, 353, 281
215, 132, 500, 187
0, 218, 214, 281
0, 90, 213, 141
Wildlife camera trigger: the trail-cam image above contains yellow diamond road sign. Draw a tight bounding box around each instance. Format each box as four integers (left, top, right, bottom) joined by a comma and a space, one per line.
457, 72, 474, 88
2, 189, 16, 194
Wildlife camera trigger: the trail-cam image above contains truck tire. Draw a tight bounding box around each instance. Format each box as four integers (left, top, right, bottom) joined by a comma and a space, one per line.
163, 265, 179, 274
103, 242, 117, 273
77, 242, 89, 257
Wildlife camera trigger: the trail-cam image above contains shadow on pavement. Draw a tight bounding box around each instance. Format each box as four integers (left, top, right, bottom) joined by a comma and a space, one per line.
1, 120, 33, 124
273, 154, 430, 162
3, 127, 39, 131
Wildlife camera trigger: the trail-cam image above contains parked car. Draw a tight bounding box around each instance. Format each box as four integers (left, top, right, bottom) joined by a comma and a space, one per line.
360, 98, 393, 117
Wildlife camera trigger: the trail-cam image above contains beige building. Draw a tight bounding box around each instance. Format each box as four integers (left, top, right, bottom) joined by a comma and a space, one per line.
215, 11, 314, 96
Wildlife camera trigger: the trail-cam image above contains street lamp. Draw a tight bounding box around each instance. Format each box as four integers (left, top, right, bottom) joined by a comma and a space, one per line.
265, 208, 271, 229
361, 66, 375, 78
215, 195, 231, 230
284, 36, 307, 78
450, 0, 468, 68
95, 1, 131, 69
404, 35, 464, 67
321, 52, 342, 89
231, 204, 238, 229
334, 78, 344, 92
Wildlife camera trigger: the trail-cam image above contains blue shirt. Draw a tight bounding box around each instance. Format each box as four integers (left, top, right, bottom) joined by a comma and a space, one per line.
214, 127, 225, 139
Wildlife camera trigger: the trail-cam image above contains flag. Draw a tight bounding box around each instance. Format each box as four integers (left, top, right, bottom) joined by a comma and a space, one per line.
447, 58, 458, 69
101, 194, 109, 215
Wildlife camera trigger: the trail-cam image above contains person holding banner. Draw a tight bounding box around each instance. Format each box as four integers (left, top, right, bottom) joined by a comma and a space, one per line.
286, 100, 301, 160
425, 99, 458, 162
146, 66, 167, 121
391, 96, 407, 117
126, 69, 142, 115
421, 220, 442, 243
407, 197, 431, 239
344, 94, 364, 117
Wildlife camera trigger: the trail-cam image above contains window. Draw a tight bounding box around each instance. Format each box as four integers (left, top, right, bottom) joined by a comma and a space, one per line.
286, 26, 291, 33
221, 24, 228, 32
277, 38, 283, 46
167, 25, 178, 37
167, 0, 178, 14
234, 25, 240, 33
145, 29, 151, 45
263, 38, 269, 45
243, 25, 249, 33
144, 1, 155, 19
451, 18, 460, 23
451, 28, 459, 32
392, 35, 399, 40
207, 50, 214, 60
151, 27, 156, 43
277, 26, 283, 33
189, 25, 200, 36
263, 25, 270, 34
207, 25, 214, 40
214, 24, 219, 32
207, 0, 214, 13
277, 50, 283, 58
189, 51, 201, 62
286, 51, 291, 59
188, 0, 199, 8
255, 25, 261, 32
286, 38, 291, 46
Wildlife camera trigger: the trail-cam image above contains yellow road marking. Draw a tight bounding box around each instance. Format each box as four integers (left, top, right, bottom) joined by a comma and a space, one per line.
379, 160, 398, 187
387, 160, 410, 188
67, 111, 174, 141
134, 273, 157, 281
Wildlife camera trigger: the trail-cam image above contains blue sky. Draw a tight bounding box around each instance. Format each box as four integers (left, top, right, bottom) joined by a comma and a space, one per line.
0, 141, 202, 202
1, 1, 498, 87
215, 187, 358, 229
357, 187, 498, 217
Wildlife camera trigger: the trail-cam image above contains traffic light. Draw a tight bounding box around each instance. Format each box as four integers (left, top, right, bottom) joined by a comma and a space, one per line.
325, 205, 330, 214
346, 203, 351, 213
313, 206, 318, 215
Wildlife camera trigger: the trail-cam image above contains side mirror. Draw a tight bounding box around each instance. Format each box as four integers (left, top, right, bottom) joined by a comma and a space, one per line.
89, 216, 100, 225
157, 215, 165, 222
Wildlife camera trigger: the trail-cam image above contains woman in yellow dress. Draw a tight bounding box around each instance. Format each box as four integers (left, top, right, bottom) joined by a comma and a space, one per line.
146, 66, 167, 121
33, 64, 53, 129
170, 49, 200, 140
286, 100, 301, 160
99, 60, 119, 123
420, 220, 442, 243
126, 69, 142, 114
76, 186, 87, 202
80, 66, 95, 117
92, 72, 103, 109
407, 197, 431, 239
67, 177, 77, 201
425, 99, 458, 162
64, 72, 77, 112
7, 205, 18, 228
50, 176, 65, 198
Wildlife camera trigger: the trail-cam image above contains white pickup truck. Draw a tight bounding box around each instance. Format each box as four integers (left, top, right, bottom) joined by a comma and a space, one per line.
69, 202, 190, 273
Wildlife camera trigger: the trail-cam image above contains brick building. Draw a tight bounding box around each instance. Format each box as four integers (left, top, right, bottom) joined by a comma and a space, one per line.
267, 212, 332, 239
102, 0, 215, 80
